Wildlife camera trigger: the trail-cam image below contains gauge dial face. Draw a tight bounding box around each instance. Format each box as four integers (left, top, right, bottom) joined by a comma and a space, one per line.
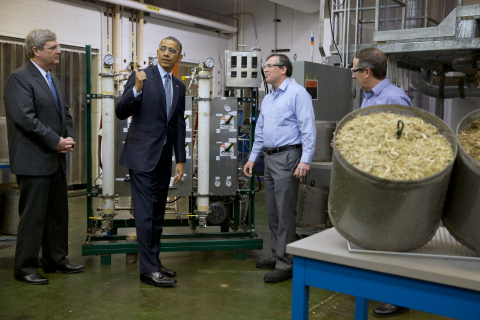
152, 57, 158, 66
225, 180, 232, 187
224, 104, 231, 112
205, 57, 214, 68
103, 54, 114, 66
214, 180, 221, 187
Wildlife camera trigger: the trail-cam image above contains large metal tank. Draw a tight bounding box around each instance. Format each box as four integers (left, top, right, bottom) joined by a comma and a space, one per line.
329, 105, 457, 252
442, 109, 480, 253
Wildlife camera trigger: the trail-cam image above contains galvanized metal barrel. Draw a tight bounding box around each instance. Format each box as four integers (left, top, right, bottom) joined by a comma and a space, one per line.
313, 121, 336, 162
329, 105, 457, 252
442, 109, 480, 253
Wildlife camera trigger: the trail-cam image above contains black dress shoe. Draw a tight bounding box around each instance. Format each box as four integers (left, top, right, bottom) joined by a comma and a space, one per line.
15, 273, 49, 285
43, 264, 85, 274
140, 272, 177, 287
264, 268, 292, 283
373, 303, 409, 318
160, 266, 177, 278
256, 257, 276, 269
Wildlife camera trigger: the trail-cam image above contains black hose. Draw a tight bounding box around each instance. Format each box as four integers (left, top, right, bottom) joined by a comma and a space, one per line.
256, 174, 262, 192
166, 196, 182, 203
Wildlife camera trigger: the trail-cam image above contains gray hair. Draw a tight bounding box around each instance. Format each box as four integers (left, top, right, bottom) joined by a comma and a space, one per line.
354, 47, 387, 80
25, 29, 57, 58
160, 36, 182, 54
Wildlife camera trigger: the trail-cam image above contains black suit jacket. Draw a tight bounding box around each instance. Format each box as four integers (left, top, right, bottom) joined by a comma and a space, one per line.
116, 66, 186, 172
3, 60, 74, 175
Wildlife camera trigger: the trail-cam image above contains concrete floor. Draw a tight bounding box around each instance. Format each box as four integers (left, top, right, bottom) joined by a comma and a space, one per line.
0, 190, 451, 320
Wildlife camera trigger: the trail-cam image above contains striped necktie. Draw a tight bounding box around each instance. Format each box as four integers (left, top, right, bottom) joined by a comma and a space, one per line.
46, 73, 61, 115
164, 74, 172, 120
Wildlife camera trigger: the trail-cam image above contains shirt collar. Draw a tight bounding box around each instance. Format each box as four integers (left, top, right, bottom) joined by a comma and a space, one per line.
157, 64, 172, 79
30, 59, 48, 79
269, 77, 291, 94
368, 77, 391, 96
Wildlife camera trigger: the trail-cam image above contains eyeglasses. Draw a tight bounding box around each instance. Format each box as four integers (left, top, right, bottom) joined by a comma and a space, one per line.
351, 67, 366, 75
159, 46, 179, 55
262, 64, 284, 70
40, 45, 61, 51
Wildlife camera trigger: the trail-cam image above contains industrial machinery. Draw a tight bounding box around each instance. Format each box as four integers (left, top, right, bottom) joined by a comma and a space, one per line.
83, 48, 263, 264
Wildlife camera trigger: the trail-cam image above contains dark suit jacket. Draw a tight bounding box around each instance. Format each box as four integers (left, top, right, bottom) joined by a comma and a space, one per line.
3, 60, 74, 175
116, 66, 186, 172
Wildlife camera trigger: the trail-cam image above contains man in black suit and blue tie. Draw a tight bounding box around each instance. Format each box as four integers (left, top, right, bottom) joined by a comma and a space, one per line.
116, 36, 186, 287
4, 29, 84, 285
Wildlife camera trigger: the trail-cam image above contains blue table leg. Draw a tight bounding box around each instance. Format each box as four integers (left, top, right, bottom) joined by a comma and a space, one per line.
354, 297, 368, 320
292, 256, 309, 320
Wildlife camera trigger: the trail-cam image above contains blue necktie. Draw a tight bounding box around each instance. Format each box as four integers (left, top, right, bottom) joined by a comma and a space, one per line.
164, 74, 172, 120
46, 73, 61, 115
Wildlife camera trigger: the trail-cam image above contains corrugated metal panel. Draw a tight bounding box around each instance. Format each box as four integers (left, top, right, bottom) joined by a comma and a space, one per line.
0, 41, 87, 186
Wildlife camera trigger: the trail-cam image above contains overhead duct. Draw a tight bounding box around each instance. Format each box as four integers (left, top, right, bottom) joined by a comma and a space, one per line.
269, 0, 319, 13
100, 0, 237, 33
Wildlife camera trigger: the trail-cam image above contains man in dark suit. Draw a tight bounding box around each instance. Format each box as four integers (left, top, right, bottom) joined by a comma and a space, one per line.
116, 36, 186, 287
3, 29, 84, 285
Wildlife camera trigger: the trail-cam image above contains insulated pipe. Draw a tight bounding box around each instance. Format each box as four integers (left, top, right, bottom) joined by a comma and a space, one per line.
420, 69, 480, 99
101, 0, 237, 33
100, 67, 116, 229
196, 70, 211, 215
452, 55, 480, 89
114, 5, 121, 72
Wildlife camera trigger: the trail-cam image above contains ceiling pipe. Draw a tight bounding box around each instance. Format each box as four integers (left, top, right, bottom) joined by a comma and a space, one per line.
100, 0, 237, 33
420, 69, 480, 99
452, 55, 480, 90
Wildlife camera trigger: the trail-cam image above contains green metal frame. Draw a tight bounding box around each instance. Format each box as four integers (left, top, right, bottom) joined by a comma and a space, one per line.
82, 49, 262, 263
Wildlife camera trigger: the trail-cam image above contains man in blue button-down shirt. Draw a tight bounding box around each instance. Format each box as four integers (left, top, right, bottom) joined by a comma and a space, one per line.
352, 47, 412, 108
353, 47, 412, 318
244, 54, 316, 283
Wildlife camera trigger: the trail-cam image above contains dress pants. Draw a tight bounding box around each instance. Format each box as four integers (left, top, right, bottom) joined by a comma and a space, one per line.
14, 160, 69, 276
264, 148, 301, 270
129, 144, 172, 274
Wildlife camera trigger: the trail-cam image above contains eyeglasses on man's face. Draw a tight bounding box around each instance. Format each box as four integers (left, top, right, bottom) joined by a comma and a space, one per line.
262, 64, 284, 70
351, 67, 366, 75
159, 46, 179, 55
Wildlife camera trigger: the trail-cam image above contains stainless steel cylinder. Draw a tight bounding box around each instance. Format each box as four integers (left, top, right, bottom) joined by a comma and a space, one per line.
313, 121, 336, 163
442, 109, 480, 253
329, 105, 457, 252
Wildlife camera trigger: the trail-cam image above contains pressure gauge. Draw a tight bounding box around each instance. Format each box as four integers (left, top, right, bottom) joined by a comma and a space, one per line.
214, 180, 221, 187
225, 180, 232, 187
224, 104, 232, 112
103, 54, 114, 67
152, 57, 158, 66
204, 57, 214, 68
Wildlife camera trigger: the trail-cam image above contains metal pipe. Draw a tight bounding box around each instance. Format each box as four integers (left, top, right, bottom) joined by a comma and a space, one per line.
101, 0, 236, 33
345, 0, 351, 65
420, 70, 480, 99
137, 0, 144, 66
333, 4, 404, 13
274, 3, 278, 53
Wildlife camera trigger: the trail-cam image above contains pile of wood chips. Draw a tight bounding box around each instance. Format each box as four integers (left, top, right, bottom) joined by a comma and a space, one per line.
458, 120, 480, 162
335, 112, 454, 180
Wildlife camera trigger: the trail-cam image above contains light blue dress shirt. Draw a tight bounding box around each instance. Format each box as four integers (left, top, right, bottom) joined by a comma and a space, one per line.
361, 77, 412, 108
248, 77, 316, 164
133, 64, 173, 102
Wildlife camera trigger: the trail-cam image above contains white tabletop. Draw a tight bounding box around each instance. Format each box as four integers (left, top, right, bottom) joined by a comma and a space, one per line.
286, 228, 480, 292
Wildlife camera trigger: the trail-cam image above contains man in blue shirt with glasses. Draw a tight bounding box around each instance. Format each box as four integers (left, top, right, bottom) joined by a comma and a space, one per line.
244, 54, 316, 283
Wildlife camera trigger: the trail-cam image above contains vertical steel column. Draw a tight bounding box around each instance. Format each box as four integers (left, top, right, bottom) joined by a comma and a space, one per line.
86, 45, 93, 231
248, 89, 258, 230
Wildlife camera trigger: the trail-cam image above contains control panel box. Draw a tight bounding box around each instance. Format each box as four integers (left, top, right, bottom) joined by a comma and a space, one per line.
225, 50, 262, 89
209, 97, 238, 195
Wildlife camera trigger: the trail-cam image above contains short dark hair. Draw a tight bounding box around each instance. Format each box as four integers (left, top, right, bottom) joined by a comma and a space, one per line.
160, 36, 182, 54
354, 48, 387, 79
25, 29, 57, 58
266, 53, 293, 77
